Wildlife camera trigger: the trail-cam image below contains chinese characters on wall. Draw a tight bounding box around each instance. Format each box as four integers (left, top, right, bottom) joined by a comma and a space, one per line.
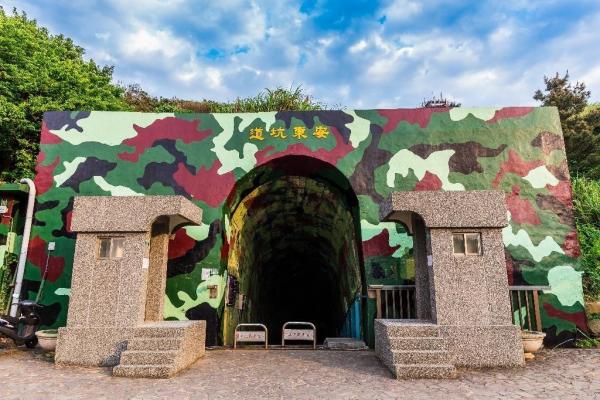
249, 125, 330, 141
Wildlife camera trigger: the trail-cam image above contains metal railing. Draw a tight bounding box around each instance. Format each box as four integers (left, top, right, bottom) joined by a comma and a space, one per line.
234, 323, 268, 349
369, 285, 416, 319
281, 321, 317, 349
509, 285, 550, 332
368, 284, 548, 330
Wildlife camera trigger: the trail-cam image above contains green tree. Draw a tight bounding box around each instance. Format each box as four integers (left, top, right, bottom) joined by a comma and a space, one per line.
534, 72, 600, 178
0, 8, 128, 182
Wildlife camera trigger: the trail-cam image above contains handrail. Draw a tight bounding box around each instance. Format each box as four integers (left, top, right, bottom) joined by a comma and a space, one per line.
508, 286, 550, 332
234, 323, 268, 349
282, 321, 316, 349
368, 285, 416, 319
509, 285, 551, 291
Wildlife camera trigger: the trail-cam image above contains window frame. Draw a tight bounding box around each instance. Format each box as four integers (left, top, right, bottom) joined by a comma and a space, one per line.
97, 236, 125, 260
452, 232, 482, 256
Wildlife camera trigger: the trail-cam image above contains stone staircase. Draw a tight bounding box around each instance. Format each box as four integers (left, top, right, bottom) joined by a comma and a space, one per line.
113, 321, 205, 378
375, 320, 457, 379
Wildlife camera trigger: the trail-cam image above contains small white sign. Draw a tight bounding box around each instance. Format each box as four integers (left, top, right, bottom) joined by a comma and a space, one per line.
0, 205, 7, 214
283, 329, 315, 341
142, 258, 149, 269
235, 330, 266, 342
201, 268, 214, 280
427, 255, 433, 267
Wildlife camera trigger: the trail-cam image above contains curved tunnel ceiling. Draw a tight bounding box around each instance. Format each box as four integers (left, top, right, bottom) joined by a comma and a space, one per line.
228, 175, 362, 341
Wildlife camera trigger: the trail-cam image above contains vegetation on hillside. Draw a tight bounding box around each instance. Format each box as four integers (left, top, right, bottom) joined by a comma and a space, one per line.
572, 177, 600, 301
123, 83, 323, 113
534, 72, 600, 179
534, 73, 600, 301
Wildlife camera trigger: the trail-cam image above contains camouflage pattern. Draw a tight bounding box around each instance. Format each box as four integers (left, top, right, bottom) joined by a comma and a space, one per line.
25, 107, 585, 345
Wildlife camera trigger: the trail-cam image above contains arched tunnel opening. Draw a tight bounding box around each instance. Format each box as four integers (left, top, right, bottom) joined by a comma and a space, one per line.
224, 160, 363, 345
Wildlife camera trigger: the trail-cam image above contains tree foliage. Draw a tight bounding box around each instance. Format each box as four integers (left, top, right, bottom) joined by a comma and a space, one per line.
572, 177, 600, 300
534, 72, 600, 179
0, 8, 129, 182
123, 84, 323, 113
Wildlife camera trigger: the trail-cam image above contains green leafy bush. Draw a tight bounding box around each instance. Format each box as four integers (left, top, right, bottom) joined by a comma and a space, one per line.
574, 338, 600, 348
572, 177, 600, 301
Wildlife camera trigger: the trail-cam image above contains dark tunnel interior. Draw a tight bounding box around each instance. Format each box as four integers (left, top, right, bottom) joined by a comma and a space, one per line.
225, 174, 362, 344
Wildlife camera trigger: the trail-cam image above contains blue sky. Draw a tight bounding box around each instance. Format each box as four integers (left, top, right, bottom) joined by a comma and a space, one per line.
3, 0, 600, 107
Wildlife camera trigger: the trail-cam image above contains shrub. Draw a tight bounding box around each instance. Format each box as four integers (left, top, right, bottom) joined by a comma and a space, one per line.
572, 177, 600, 301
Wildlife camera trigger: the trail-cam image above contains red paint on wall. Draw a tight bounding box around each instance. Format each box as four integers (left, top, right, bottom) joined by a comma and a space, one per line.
547, 180, 574, 207
492, 150, 544, 187
118, 117, 212, 162
505, 185, 541, 225
363, 230, 397, 257
220, 238, 230, 264
168, 229, 196, 259
27, 236, 65, 282
379, 108, 449, 132
562, 231, 581, 258
173, 161, 236, 207
543, 302, 588, 331
39, 121, 63, 145
34, 153, 59, 195
487, 107, 534, 124
414, 171, 443, 191
65, 210, 73, 233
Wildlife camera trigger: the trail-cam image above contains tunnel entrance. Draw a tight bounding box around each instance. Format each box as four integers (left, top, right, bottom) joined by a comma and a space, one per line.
222, 157, 364, 345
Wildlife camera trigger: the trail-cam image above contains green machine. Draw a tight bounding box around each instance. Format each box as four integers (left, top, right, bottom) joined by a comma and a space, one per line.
0, 183, 28, 314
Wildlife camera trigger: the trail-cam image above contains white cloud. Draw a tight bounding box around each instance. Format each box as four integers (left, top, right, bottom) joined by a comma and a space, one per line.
95, 32, 111, 40
8, 0, 600, 108
349, 39, 368, 53
120, 26, 191, 59
380, 0, 423, 22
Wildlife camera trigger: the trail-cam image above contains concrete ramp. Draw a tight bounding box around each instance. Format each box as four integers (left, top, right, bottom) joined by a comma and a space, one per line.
323, 338, 368, 350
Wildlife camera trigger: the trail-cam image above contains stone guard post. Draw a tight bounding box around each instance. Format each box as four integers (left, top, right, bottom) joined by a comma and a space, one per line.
380, 190, 524, 370
55, 195, 205, 375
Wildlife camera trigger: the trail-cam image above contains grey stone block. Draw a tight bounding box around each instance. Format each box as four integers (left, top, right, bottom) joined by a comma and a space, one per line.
119, 350, 178, 366
389, 350, 450, 364
386, 337, 446, 350
127, 338, 183, 351
393, 364, 457, 379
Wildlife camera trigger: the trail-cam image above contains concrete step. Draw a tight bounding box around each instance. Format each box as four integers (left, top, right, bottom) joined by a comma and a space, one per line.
389, 350, 450, 364
113, 364, 174, 379
387, 337, 445, 350
393, 364, 457, 379
119, 350, 178, 366
381, 324, 440, 337
133, 325, 188, 338
127, 337, 183, 351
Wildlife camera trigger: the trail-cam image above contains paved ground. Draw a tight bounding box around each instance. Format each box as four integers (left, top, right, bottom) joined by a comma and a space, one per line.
0, 348, 599, 399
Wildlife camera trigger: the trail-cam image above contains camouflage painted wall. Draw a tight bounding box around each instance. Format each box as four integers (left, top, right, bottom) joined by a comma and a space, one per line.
25, 107, 585, 344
